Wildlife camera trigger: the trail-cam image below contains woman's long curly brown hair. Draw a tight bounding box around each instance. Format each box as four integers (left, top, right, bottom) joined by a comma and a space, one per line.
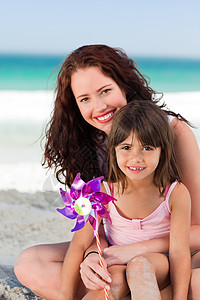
42, 44, 189, 186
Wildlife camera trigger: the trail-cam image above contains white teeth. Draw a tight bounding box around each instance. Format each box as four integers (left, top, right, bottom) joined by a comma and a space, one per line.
96, 111, 113, 121
129, 167, 144, 170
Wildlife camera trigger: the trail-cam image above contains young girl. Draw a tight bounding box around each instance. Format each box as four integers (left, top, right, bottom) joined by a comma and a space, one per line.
58, 100, 191, 300
14, 44, 200, 299
104, 100, 191, 299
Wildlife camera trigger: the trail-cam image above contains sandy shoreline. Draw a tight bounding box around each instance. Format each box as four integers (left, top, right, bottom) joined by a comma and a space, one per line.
0, 189, 74, 299
0, 265, 43, 300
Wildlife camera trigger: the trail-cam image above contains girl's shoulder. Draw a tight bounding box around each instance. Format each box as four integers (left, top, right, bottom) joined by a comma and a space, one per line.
168, 182, 191, 211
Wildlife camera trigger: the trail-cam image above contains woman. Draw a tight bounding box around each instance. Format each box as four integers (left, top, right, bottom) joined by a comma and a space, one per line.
15, 45, 200, 299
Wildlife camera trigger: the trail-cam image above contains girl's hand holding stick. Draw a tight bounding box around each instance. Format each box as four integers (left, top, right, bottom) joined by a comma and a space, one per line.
57, 173, 116, 300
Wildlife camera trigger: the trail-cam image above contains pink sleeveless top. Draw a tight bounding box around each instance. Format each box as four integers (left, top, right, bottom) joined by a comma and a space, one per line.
103, 181, 178, 246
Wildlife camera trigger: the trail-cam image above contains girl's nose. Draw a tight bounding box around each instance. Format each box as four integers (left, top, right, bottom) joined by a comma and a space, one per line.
129, 150, 143, 163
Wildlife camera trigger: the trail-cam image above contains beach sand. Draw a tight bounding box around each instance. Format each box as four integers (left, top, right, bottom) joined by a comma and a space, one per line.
0, 265, 42, 300
0, 189, 74, 299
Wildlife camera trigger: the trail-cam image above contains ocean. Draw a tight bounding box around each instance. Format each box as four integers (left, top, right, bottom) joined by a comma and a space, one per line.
0, 54, 200, 192
0, 54, 200, 92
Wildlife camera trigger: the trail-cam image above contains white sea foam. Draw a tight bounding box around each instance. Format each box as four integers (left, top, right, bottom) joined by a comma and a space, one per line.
0, 90, 54, 122
0, 90, 200, 192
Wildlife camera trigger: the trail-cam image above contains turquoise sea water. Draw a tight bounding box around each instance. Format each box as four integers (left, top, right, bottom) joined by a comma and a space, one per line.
1, 54, 200, 191
0, 54, 200, 92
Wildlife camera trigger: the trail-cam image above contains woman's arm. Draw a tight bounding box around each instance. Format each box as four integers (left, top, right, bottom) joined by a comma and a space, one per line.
169, 182, 191, 300
172, 118, 200, 225
103, 226, 200, 268
103, 236, 169, 266
58, 222, 94, 300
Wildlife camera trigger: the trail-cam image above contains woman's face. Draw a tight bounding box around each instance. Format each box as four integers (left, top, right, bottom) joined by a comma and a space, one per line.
71, 67, 127, 135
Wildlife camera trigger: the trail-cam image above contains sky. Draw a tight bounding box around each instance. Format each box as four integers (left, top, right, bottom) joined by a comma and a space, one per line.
1, 0, 200, 58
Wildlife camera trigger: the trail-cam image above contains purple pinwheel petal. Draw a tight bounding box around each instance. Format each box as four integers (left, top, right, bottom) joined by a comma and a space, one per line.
70, 189, 82, 200
88, 176, 104, 193
71, 215, 85, 232
82, 177, 103, 197
60, 188, 73, 206
70, 173, 85, 200
91, 192, 116, 205
97, 207, 112, 223
57, 207, 77, 219
57, 173, 115, 236
81, 184, 94, 198
91, 202, 102, 212
88, 214, 98, 236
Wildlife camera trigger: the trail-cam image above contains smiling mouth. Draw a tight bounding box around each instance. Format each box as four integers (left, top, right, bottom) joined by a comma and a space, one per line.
95, 110, 116, 122
128, 167, 145, 171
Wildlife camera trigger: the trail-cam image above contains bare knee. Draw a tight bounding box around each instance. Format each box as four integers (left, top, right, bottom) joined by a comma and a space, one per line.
14, 245, 42, 289
109, 266, 126, 286
126, 255, 155, 280
108, 265, 129, 300
126, 256, 161, 300
188, 269, 200, 300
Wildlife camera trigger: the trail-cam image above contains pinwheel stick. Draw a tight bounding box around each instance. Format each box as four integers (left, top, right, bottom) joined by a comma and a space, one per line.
95, 232, 109, 300
57, 173, 116, 300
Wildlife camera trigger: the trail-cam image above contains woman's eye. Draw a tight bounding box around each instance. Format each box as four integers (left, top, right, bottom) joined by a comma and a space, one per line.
80, 97, 89, 103
102, 89, 111, 95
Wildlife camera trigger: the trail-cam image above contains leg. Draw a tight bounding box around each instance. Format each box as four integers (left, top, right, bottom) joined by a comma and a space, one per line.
82, 256, 171, 300
126, 253, 170, 300
160, 284, 172, 300
83, 265, 129, 300
14, 242, 71, 300
188, 251, 200, 300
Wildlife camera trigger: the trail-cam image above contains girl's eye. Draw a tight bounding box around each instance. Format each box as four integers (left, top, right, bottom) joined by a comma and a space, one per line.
143, 146, 154, 151
122, 146, 131, 150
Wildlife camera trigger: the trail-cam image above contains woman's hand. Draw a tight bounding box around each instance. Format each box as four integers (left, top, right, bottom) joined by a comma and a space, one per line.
103, 245, 135, 267
80, 252, 112, 290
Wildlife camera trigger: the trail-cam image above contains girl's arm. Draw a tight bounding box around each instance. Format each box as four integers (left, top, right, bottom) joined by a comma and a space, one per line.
172, 118, 200, 225
169, 182, 191, 300
58, 222, 95, 300
79, 183, 113, 291
80, 223, 112, 291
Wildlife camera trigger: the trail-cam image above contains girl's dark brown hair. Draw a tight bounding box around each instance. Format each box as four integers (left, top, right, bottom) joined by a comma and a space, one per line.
42, 44, 188, 186
108, 100, 181, 196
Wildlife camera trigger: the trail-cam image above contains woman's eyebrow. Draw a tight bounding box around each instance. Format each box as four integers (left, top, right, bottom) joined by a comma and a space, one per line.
97, 84, 112, 93
76, 84, 112, 100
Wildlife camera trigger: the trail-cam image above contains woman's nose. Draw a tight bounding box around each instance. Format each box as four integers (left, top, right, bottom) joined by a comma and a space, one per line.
94, 97, 107, 112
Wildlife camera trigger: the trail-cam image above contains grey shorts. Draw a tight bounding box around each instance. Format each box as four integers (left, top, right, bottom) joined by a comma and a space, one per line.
162, 249, 200, 257
191, 249, 200, 256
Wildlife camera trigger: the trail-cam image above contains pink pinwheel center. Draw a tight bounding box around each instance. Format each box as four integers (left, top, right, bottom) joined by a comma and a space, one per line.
74, 197, 92, 216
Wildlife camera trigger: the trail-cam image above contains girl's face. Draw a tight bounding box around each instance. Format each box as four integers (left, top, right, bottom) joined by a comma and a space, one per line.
71, 67, 127, 135
115, 132, 161, 183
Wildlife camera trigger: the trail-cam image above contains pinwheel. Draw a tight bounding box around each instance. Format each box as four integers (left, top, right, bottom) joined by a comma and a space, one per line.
57, 173, 116, 300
